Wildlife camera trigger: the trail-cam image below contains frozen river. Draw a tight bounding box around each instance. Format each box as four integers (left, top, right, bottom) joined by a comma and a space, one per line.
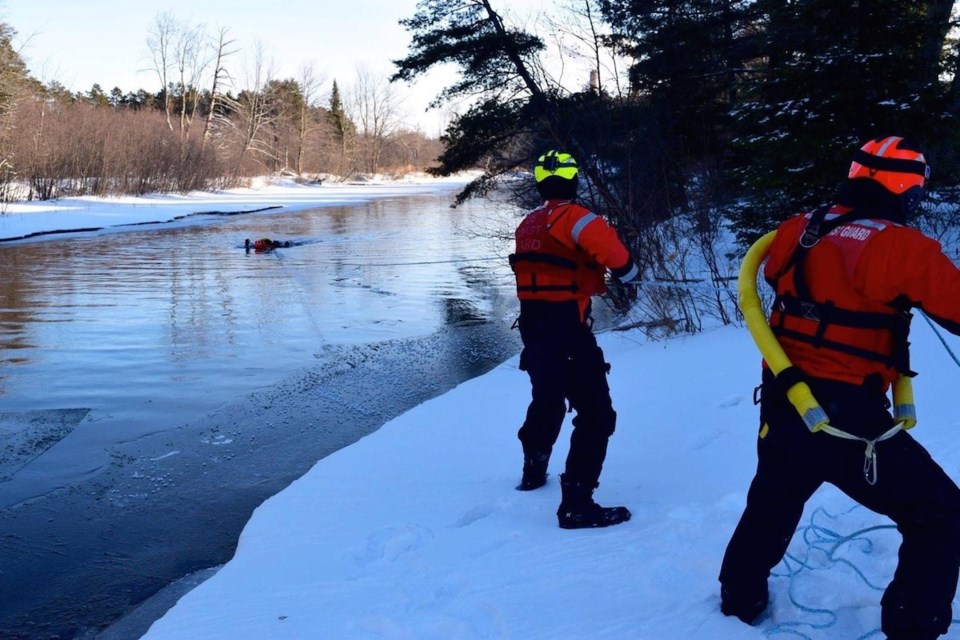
0, 189, 523, 638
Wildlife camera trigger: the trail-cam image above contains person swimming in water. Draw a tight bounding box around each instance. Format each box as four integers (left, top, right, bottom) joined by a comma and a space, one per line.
245, 238, 291, 253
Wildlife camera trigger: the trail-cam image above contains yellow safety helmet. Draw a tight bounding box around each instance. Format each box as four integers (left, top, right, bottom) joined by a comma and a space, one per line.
534, 150, 578, 183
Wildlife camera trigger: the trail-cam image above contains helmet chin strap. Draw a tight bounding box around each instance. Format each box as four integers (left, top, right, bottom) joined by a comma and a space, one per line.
836, 178, 919, 224
900, 186, 925, 220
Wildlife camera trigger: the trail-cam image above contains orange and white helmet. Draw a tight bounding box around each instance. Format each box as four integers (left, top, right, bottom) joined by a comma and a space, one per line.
848, 136, 929, 195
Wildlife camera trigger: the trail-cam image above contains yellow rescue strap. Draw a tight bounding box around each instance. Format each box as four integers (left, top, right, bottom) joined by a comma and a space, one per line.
738, 231, 916, 484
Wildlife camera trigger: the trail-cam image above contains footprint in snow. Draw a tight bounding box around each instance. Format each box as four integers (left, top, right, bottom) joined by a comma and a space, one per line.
452, 502, 496, 528
352, 525, 434, 566
719, 395, 745, 408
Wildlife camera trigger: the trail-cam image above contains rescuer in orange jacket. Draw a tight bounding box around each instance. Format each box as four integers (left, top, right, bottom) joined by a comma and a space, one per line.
509, 150, 639, 529
719, 136, 960, 640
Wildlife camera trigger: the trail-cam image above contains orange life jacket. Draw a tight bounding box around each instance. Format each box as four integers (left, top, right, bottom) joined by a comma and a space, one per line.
509, 201, 607, 303
765, 206, 912, 387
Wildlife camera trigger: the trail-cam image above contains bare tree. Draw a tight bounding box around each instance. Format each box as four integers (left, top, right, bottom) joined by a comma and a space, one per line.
221, 41, 279, 176
201, 26, 237, 151
146, 12, 223, 140
172, 20, 211, 137
145, 12, 178, 131
544, 1, 629, 100
294, 63, 325, 175
380, 128, 443, 173
349, 66, 401, 174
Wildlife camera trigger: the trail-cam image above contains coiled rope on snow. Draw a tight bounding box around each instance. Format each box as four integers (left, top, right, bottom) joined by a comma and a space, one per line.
764, 506, 960, 640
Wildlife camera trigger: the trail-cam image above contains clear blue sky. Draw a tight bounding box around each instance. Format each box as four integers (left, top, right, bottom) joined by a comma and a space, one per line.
3, 0, 504, 133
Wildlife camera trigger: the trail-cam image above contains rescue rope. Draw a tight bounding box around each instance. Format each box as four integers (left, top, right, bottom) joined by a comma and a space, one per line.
764, 506, 960, 640
766, 506, 892, 639
310, 248, 960, 388
629, 278, 737, 294
317, 250, 737, 292
269, 249, 327, 340
629, 279, 960, 379
317, 256, 504, 267
920, 309, 960, 369
814, 424, 902, 485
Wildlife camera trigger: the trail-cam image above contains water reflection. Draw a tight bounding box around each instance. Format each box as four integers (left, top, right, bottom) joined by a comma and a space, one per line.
0, 191, 519, 476
0, 190, 525, 639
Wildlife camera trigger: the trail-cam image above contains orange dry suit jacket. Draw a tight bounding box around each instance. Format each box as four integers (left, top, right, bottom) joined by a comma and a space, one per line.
510, 199, 637, 321
764, 205, 960, 390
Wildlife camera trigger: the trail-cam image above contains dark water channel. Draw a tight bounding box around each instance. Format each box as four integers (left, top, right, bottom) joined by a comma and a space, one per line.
0, 190, 523, 639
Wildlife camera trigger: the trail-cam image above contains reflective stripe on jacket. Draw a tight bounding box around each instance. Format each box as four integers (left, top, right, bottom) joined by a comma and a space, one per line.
764, 206, 960, 388
510, 200, 632, 317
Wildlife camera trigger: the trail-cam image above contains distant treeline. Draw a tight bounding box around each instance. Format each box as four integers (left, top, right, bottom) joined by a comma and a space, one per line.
0, 17, 443, 202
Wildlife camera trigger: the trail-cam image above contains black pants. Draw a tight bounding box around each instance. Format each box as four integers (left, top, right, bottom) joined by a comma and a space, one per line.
516, 300, 617, 487
719, 372, 960, 639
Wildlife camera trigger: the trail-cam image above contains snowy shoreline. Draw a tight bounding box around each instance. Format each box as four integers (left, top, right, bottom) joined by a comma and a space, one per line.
0, 173, 476, 244
134, 318, 960, 640
5, 176, 960, 639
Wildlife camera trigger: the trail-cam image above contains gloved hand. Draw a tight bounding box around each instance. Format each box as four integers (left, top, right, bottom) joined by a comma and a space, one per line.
611, 260, 639, 283
606, 277, 638, 310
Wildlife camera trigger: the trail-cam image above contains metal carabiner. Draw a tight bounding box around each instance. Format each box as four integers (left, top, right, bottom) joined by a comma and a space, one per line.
863, 441, 879, 486
799, 229, 820, 249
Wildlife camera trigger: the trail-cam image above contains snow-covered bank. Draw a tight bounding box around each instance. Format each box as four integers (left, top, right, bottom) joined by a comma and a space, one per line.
138, 319, 960, 640
0, 173, 475, 243
7, 173, 959, 639
1, 171, 526, 639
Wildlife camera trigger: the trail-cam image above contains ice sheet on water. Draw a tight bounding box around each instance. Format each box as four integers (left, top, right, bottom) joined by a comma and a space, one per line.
0, 408, 90, 481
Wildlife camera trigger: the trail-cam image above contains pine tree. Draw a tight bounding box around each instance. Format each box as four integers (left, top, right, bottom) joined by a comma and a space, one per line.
393, 0, 638, 221
328, 80, 354, 176
601, 0, 757, 161
730, 0, 960, 241
395, 0, 960, 246
599, 0, 759, 219
592, 0, 960, 242
0, 22, 28, 115
0, 22, 32, 197
392, 0, 546, 188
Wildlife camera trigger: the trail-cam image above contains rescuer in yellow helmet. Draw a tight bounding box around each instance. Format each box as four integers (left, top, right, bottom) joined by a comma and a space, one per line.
509, 150, 639, 529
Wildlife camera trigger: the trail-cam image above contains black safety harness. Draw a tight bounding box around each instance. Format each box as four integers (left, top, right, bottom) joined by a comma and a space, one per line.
769, 205, 913, 379
508, 252, 580, 295
763, 206, 921, 485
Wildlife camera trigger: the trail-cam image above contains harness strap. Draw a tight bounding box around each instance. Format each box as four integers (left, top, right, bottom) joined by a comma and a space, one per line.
780, 206, 893, 299
817, 423, 902, 485
793, 208, 892, 295
772, 207, 913, 373
772, 326, 901, 367
516, 283, 579, 293
509, 252, 578, 270
774, 293, 904, 329
510, 251, 582, 294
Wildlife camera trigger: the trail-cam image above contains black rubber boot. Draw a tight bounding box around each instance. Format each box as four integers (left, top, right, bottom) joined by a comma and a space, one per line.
884, 633, 941, 640
719, 584, 768, 625
557, 474, 631, 529
517, 450, 550, 491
